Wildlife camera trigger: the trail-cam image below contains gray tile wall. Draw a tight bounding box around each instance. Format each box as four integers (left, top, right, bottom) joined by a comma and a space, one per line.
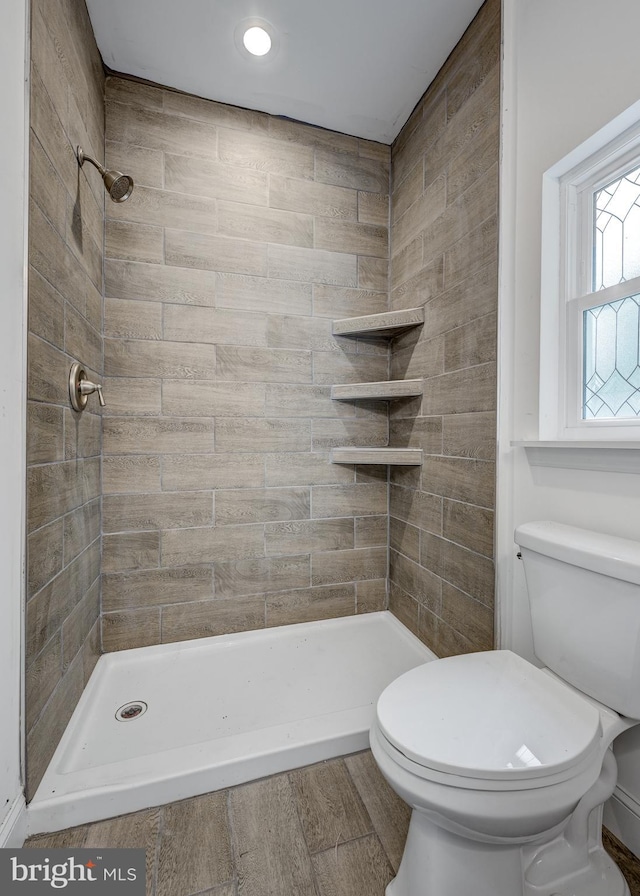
102, 78, 391, 649
26, 0, 104, 798
387, 0, 500, 654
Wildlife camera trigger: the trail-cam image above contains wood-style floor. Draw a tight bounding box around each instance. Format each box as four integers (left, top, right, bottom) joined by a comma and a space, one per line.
25, 750, 640, 896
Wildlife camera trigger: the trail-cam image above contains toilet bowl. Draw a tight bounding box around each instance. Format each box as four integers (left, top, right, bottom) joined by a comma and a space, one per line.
371, 651, 633, 896
370, 522, 640, 896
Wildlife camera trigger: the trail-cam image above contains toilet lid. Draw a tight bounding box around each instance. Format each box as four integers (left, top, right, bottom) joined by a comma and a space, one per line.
376, 650, 603, 782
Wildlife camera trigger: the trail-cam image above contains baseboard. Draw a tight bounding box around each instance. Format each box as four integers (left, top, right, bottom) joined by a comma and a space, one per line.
0, 793, 27, 847
604, 786, 640, 858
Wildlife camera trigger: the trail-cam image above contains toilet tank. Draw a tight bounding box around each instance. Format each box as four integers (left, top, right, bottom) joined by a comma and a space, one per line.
515, 521, 640, 719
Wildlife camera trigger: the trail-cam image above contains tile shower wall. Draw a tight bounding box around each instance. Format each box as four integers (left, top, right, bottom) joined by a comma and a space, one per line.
26, 0, 104, 798
102, 78, 391, 650
387, 0, 500, 655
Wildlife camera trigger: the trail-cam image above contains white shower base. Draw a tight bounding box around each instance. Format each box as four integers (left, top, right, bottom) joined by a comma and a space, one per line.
28, 611, 435, 835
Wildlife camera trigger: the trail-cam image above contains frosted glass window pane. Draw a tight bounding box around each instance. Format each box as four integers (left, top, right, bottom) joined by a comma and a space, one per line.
583, 293, 640, 418
593, 165, 640, 290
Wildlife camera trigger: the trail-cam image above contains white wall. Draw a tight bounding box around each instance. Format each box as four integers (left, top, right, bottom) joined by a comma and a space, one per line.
499, 0, 640, 854
0, 0, 28, 848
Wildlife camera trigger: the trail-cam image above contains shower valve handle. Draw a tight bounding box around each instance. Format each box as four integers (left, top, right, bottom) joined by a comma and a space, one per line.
79, 379, 106, 407
69, 362, 106, 412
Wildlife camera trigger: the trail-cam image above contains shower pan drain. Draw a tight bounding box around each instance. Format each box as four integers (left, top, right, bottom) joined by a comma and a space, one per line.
115, 701, 148, 722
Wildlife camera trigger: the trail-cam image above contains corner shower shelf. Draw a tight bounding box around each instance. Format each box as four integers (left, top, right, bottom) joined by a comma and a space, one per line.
331, 447, 424, 465
331, 309, 425, 466
332, 307, 425, 338
331, 378, 423, 401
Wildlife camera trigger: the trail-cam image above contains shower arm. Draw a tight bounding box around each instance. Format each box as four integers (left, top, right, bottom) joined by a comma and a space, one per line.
77, 147, 106, 176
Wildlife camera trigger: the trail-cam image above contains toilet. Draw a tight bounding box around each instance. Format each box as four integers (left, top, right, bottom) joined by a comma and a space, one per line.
370, 521, 640, 896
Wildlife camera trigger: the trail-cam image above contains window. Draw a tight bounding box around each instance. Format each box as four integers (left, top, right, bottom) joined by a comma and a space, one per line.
539, 101, 640, 440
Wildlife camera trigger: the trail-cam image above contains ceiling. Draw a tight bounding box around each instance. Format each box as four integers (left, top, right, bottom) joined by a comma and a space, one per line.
85, 0, 485, 144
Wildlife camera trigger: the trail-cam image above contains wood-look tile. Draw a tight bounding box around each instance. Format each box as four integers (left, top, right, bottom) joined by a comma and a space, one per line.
106, 140, 164, 189
165, 228, 268, 277
216, 272, 312, 316
389, 484, 442, 534
156, 793, 233, 896
30, 130, 67, 240
603, 829, 640, 896
105, 259, 217, 307
28, 266, 64, 350
26, 654, 84, 799
314, 218, 388, 258
265, 584, 356, 628
165, 152, 269, 206
421, 531, 494, 607
218, 127, 314, 180
214, 556, 311, 599
103, 417, 215, 455
358, 256, 389, 291
266, 384, 354, 419
422, 363, 496, 416
270, 175, 357, 220
389, 415, 443, 454
84, 809, 161, 896
443, 499, 494, 558
265, 518, 354, 557
162, 381, 265, 418
161, 597, 265, 642
106, 77, 164, 111
102, 566, 213, 612
163, 304, 267, 347
161, 525, 265, 567
162, 453, 265, 492
420, 454, 495, 509
215, 487, 310, 526
356, 579, 387, 613
345, 751, 411, 873
265, 452, 354, 487
28, 332, 72, 405
217, 345, 312, 383
25, 631, 62, 732
215, 418, 311, 453
312, 285, 388, 320
28, 518, 64, 598
230, 776, 317, 896
388, 582, 420, 640
27, 403, 64, 465
445, 213, 498, 289
312, 419, 388, 451
104, 298, 163, 341
358, 191, 390, 226
103, 493, 212, 533
218, 200, 313, 249
62, 580, 100, 671
312, 833, 394, 896
103, 455, 162, 494
266, 314, 339, 352
354, 515, 387, 548
442, 411, 496, 460
268, 244, 358, 287
163, 89, 268, 133
441, 581, 494, 651
311, 546, 387, 586
389, 550, 442, 614
105, 337, 216, 380
106, 220, 164, 264
101, 607, 162, 652
290, 759, 372, 854
63, 500, 101, 566
25, 826, 89, 849
316, 149, 389, 194
103, 532, 160, 573
106, 101, 218, 160
312, 483, 387, 519
389, 516, 420, 563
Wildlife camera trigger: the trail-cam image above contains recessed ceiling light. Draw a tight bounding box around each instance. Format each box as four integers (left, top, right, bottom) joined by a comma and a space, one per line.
234, 18, 279, 62
243, 25, 271, 57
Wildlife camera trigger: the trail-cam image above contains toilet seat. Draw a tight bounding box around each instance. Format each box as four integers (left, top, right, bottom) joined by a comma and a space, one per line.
376, 650, 603, 788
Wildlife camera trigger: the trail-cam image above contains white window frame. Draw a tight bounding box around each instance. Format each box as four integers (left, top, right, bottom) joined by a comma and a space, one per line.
540, 99, 640, 441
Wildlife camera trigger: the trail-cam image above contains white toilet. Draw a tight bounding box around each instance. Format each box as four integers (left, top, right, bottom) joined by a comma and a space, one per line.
370, 521, 640, 896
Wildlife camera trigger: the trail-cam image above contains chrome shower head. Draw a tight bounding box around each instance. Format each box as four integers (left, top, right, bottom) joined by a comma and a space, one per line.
77, 146, 134, 203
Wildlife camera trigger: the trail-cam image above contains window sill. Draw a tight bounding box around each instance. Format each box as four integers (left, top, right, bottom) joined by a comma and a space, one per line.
512, 441, 640, 473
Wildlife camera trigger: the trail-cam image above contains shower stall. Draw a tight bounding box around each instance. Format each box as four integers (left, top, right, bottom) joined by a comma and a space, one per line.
25, 0, 499, 834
